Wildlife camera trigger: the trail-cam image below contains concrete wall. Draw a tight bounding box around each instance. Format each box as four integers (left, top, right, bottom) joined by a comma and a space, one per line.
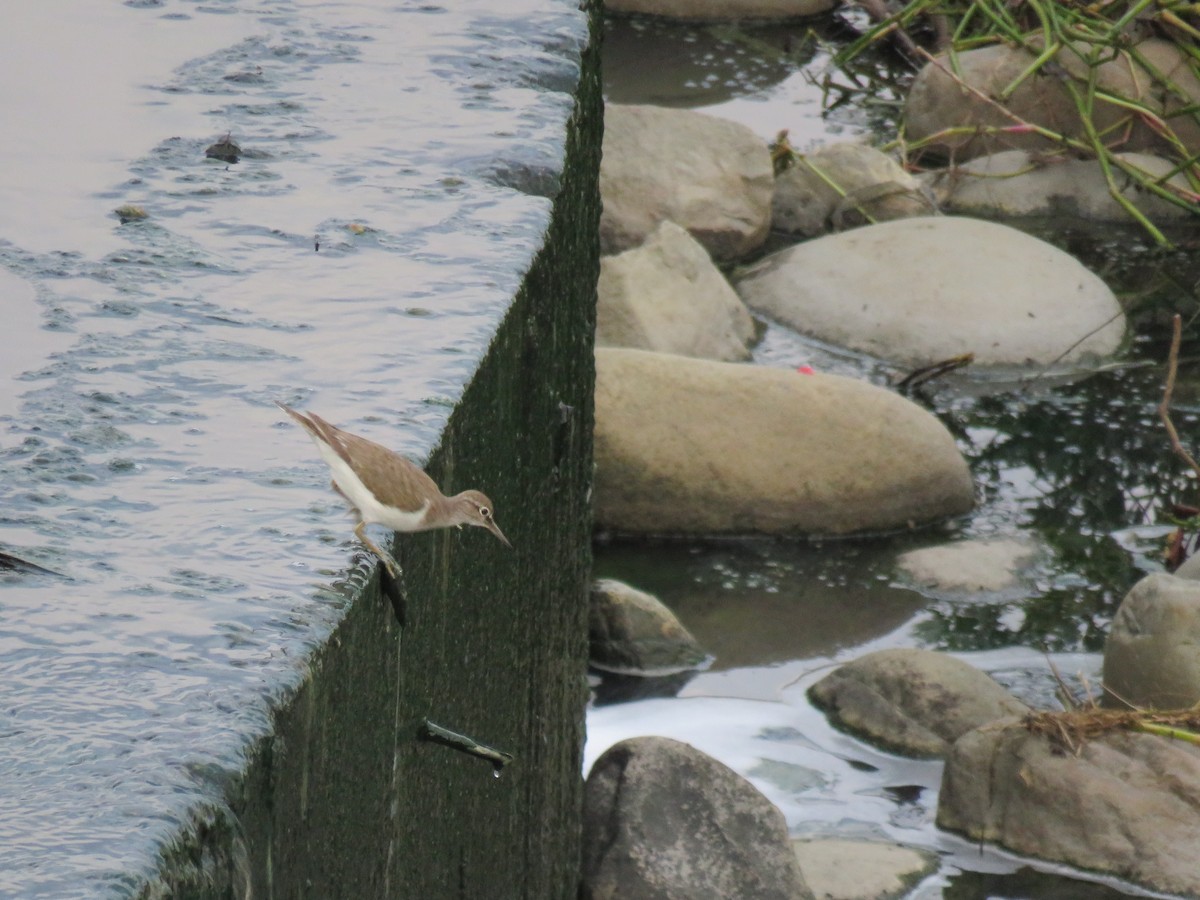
143, 6, 600, 898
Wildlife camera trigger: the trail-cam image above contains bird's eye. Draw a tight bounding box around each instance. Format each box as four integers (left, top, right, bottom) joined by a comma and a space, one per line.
479, 506, 491, 518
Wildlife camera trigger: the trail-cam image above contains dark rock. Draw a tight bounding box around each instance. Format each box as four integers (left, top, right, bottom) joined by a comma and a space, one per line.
582, 736, 813, 900
205, 134, 241, 163
589, 578, 709, 676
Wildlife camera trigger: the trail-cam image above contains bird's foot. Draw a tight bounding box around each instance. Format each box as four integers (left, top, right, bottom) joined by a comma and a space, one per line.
355, 523, 403, 580
378, 550, 402, 580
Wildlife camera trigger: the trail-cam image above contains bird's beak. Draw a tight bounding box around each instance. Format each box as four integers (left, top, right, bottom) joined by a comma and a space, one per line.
487, 519, 512, 548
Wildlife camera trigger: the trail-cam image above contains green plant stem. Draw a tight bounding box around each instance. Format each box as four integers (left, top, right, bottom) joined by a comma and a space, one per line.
1137, 721, 1200, 745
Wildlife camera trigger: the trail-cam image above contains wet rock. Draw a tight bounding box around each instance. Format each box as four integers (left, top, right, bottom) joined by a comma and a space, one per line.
597, 221, 756, 362
204, 134, 241, 163
1103, 573, 1200, 710
938, 718, 1200, 898
582, 736, 813, 900
773, 142, 932, 237
589, 578, 710, 675
113, 204, 148, 223
897, 538, 1037, 594
925, 150, 1196, 224
0, 550, 60, 576
601, 104, 773, 261
1175, 552, 1200, 580
604, 0, 835, 18
594, 348, 974, 535
792, 838, 937, 900
905, 40, 1200, 162
734, 217, 1124, 367
808, 648, 1028, 757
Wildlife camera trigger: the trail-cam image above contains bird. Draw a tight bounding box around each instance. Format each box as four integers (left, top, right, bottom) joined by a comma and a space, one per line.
277, 402, 509, 577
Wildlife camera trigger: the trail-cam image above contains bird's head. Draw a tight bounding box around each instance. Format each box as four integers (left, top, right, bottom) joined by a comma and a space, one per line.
452, 490, 511, 548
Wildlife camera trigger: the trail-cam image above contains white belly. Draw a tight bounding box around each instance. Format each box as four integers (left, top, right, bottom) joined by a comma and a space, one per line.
314, 437, 430, 532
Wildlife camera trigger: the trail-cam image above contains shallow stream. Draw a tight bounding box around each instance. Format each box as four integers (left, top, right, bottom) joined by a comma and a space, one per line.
590, 12, 1200, 898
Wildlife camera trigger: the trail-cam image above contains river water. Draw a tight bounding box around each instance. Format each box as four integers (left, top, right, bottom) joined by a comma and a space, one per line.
591, 13, 1198, 899
2, 3, 1193, 897
0, 0, 585, 894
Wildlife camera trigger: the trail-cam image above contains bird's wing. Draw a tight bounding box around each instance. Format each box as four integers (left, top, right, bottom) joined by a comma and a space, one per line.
278, 403, 441, 516
333, 430, 443, 515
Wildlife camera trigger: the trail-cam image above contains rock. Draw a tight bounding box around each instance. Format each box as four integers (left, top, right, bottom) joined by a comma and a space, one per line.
808, 648, 1028, 758
113, 204, 148, 223
938, 718, 1200, 898
204, 134, 241, 163
597, 221, 756, 362
594, 348, 974, 535
1103, 573, 1200, 710
734, 217, 1125, 367
1136, 38, 1200, 152
605, 0, 834, 18
601, 104, 774, 261
1175, 553, 1200, 580
589, 578, 710, 675
792, 839, 937, 900
773, 142, 932, 237
925, 150, 1197, 223
905, 40, 1200, 162
582, 736, 813, 900
897, 538, 1037, 594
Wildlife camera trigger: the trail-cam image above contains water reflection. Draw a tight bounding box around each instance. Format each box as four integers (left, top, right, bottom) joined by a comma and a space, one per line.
603, 13, 887, 144
591, 12, 1198, 895
595, 538, 929, 668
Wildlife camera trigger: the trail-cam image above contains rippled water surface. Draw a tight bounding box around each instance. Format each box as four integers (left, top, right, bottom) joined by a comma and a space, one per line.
0, 0, 585, 894
595, 11, 1199, 898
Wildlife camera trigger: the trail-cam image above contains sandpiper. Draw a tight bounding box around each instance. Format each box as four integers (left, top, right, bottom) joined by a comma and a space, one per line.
277, 402, 509, 576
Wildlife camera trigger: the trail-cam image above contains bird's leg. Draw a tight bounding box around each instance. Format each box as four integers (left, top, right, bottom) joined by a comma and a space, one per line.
355, 521, 401, 579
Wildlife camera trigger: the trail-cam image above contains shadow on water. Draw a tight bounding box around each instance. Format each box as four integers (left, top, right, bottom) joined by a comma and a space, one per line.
594, 538, 931, 669
603, 12, 905, 144
943, 866, 1161, 900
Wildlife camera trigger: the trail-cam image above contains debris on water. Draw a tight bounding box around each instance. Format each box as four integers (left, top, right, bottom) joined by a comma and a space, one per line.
205, 132, 241, 163
114, 204, 147, 223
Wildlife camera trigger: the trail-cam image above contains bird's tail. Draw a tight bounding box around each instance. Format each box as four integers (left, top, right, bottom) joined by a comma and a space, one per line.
276, 401, 350, 463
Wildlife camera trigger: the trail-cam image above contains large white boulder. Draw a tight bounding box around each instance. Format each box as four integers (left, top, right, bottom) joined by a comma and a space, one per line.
594, 347, 975, 534
735, 217, 1125, 367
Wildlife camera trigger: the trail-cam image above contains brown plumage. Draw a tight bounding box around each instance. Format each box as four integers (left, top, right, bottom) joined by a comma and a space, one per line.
278, 402, 509, 574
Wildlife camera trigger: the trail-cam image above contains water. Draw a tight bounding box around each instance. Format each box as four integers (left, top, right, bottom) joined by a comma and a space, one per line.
0, 0, 587, 894
594, 11, 1198, 898
602, 12, 904, 147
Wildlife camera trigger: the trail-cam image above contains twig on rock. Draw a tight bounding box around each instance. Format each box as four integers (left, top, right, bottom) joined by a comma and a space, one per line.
1024, 707, 1200, 754
1158, 313, 1200, 484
